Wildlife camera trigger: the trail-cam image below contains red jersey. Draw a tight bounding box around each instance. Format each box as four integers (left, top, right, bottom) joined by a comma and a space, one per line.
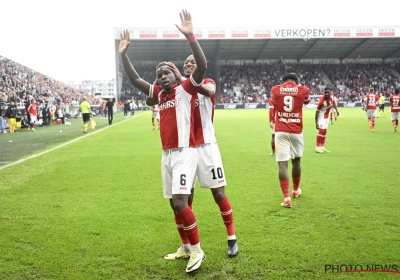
193, 78, 217, 145
152, 105, 159, 113
268, 97, 275, 124
390, 94, 400, 112
316, 96, 334, 119
27, 104, 37, 116
366, 93, 379, 110
271, 81, 310, 134
149, 76, 202, 150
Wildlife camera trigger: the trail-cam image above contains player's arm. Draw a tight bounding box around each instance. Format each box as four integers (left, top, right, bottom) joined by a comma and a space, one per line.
333, 99, 339, 117
198, 82, 215, 97
303, 87, 310, 105
146, 78, 160, 106
315, 110, 320, 129
175, 10, 206, 85
269, 100, 274, 128
119, 29, 151, 95
168, 61, 214, 97
315, 98, 323, 129
146, 97, 158, 106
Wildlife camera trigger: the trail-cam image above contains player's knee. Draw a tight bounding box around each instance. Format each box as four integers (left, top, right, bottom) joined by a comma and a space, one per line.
171, 195, 189, 212
211, 187, 226, 202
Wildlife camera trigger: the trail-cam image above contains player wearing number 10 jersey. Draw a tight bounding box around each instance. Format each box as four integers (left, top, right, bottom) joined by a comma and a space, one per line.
161, 56, 238, 259
271, 73, 310, 208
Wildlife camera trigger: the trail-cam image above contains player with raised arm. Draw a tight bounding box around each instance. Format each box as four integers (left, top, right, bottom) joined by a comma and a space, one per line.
269, 97, 276, 156
159, 57, 239, 259
271, 73, 310, 208
365, 88, 379, 132
315, 88, 339, 154
119, 10, 206, 273
390, 89, 400, 132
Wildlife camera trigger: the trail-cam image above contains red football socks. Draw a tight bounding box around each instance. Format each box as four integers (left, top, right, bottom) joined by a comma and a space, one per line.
217, 197, 235, 236
177, 207, 200, 245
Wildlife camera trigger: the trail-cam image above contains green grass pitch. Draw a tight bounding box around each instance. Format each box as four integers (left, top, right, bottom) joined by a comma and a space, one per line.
0, 108, 399, 279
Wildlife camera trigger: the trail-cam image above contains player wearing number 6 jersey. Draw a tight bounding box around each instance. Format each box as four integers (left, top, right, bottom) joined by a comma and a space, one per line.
271, 73, 310, 208
160, 57, 238, 258
120, 10, 207, 273
390, 89, 400, 132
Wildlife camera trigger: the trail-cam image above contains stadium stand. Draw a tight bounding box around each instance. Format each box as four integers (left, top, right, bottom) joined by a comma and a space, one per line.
119, 60, 399, 105
0, 55, 104, 131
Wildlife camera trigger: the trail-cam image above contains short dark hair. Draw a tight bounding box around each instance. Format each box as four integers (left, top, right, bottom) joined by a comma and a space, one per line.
324, 87, 330, 91
156, 62, 168, 70
282, 73, 299, 84
395, 89, 399, 94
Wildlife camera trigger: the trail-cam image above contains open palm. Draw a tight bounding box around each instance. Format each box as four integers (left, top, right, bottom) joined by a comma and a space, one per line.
174, 9, 193, 36
119, 29, 130, 56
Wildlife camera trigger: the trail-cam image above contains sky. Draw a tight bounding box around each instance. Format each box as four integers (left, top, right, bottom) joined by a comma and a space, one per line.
1, 0, 399, 82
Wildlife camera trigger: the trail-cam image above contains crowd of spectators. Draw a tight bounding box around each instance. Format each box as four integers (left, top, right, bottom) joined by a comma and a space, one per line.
322, 61, 400, 101
218, 62, 325, 103
0, 55, 105, 131
2, 55, 400, 131
0, 55, 102, 113
217, 61, 400, 104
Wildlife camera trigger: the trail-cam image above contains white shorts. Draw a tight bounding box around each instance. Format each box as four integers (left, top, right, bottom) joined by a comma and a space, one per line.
317, 116, 329, 130
152, 112, 160, 119
161, 147, 198, 199
330, 108, 336, 114
367, 109, 377, 118
391, 112, 400, 120
30, 116, 37, 123
194, 143, 227, 189
275, 132, 304, 162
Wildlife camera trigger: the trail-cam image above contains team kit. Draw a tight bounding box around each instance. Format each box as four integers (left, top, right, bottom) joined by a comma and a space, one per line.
118, 9, 400, 274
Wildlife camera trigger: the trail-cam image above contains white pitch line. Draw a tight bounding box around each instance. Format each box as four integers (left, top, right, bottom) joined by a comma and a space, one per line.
0, 113, 148, 171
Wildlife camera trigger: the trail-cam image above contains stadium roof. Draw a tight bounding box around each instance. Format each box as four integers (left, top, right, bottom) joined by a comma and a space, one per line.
121, 37, 400, 63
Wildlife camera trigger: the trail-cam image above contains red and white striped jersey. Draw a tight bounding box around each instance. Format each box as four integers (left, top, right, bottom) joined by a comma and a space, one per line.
152, 104, 159, 113
193, 78, 217, 145
149, 76, 202, 150
316, 96, 334, 119
366, 93, 379, 110
390, 94, 400, 112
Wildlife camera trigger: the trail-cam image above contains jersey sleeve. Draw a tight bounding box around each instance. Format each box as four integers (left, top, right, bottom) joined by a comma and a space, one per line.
269, 98, 275, 123
182, 75, 203, 96
316, 96, 324, 110
148, 84, 162, 102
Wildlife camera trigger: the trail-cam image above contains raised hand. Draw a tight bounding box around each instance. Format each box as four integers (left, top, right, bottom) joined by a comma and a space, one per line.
174, 9, 193, 37
166, 62, 182, 81
119, 29, 130, 56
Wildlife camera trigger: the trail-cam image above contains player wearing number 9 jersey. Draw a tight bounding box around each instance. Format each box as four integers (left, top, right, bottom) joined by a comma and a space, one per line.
271, 73, 310, 208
